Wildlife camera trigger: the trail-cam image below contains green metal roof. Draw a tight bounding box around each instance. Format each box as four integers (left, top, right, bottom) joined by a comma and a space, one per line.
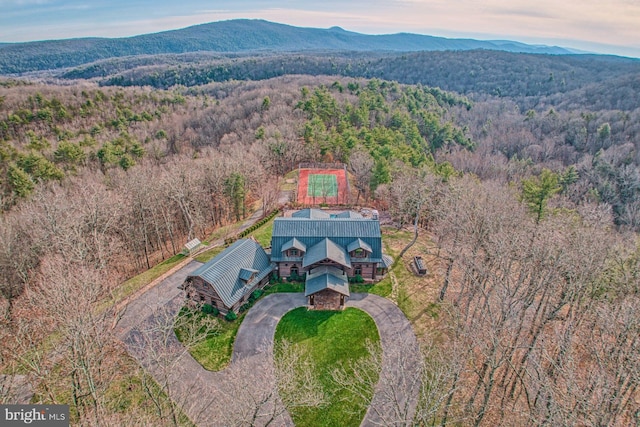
381, 254, 394, 268
292, 208, 331, 219
186, 239, 273, 308
273, 217, 381, 239
347, 238, 373, 254
238, 267, 259, 281
302, 238, 351, 268
271, 217, 382, 262
304, 266, 350, 297
281, 237, 307, 253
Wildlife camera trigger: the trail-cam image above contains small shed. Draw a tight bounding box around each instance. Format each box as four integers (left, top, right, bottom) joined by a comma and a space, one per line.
183, 238, 202, 255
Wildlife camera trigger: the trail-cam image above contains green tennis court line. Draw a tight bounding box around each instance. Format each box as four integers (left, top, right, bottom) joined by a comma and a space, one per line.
307, 174, 338, 197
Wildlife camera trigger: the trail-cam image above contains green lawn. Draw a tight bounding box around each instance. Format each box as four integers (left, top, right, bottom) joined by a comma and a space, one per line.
193, 246, 224, 263
174, 307, 242, 371
275, 308, 381, 427
247, 216, 275, 247
202, 222, 243, 244
350, 279, 392, 297
264, 281, 304, 294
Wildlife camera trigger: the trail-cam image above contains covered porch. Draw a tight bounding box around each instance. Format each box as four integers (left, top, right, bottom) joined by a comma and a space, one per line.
304, 266, 350, 310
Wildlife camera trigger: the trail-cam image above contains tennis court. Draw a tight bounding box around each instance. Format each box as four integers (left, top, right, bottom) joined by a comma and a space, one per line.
297, 167, 349, 205
307, 174, 338, 197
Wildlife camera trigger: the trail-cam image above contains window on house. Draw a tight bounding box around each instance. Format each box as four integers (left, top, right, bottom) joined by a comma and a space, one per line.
354, 267, 362, 276
290, 249, 299, 256
200, 295, 205, 302
291, 266, 299, 276
354, 248, 365, 258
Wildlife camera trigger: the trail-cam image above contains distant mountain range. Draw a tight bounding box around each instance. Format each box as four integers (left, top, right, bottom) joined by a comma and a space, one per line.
0, 19, 582, 75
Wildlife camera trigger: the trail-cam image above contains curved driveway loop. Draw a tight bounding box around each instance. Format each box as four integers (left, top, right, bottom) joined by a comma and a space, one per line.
120, 282, 420, 426
348, 293, 421, 426
233, 293, 306, 362
234, 292, 421, 426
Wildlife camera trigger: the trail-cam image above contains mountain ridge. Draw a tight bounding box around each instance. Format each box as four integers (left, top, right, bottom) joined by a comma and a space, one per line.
0, 19, 578, 74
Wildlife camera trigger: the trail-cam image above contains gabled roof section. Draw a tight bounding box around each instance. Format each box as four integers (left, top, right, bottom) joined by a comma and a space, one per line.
347, 238, 373, 254
187, 239, 272, 308
239, 267, 258, 282
281, 237, 307, 253
305, 266, 350, 297
303, 238, 351, 268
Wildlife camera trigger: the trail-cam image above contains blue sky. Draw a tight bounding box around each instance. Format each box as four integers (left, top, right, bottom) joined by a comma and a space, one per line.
1, 0, 639, 57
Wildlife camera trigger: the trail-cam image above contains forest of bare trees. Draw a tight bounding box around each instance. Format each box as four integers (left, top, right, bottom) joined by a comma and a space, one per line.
1, 70, 639, 425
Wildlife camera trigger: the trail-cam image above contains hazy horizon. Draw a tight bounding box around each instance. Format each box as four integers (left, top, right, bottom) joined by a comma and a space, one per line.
1, 1, 639, 58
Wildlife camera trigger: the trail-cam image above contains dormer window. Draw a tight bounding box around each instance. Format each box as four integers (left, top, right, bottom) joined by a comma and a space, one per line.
347, 238, 373, 259
239, 268, 258, 284
282, 238, 307, 258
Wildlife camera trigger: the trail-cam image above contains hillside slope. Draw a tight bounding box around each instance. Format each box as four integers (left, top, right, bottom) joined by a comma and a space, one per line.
0, 19, 575, 74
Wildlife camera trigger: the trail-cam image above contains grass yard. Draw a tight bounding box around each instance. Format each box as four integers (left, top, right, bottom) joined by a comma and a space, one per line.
282, 170, 298, 191
275, 308, 381, 427
350, 279, 392, 297
349, 280, 391, 296
247, 216, 275, 247
202, 222, 243, 244
174, 307, 242, 371
264, 281, 304, 294
193, 246, 224, 263
381, 227, 442, 337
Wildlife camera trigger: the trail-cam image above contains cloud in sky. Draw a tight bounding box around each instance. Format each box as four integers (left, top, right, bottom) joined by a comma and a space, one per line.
0, 0, 639, 57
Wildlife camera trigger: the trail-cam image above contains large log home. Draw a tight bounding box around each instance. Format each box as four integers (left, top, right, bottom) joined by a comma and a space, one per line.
271, 209, 392, 310
180, 209, 391, 313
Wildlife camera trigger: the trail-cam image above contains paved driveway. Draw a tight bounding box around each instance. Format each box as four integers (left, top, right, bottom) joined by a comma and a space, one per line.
234, 293, 421, 426
115, 260, 203, 336
118, 272, 419, 426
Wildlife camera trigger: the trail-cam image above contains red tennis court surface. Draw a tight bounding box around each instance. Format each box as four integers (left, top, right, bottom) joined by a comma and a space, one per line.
297, 168, 349, 205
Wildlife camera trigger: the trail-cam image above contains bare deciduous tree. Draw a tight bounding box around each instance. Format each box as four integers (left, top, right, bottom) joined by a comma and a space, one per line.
349, 148, 374, 204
